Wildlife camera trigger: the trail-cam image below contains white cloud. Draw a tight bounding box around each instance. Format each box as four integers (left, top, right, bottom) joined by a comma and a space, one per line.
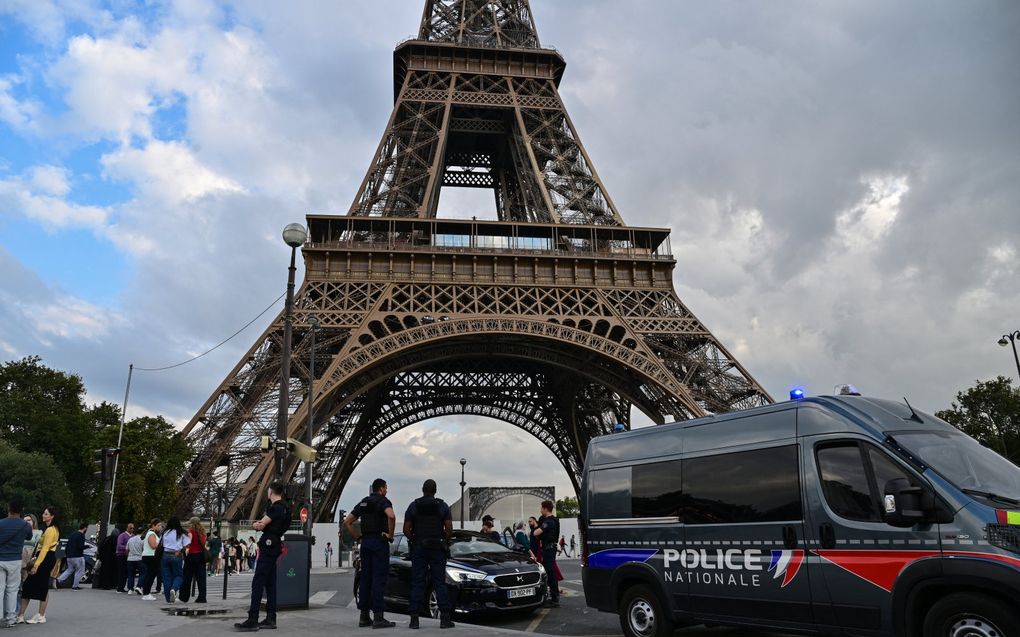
101, 140, 243, 203
0, 169, 107, 229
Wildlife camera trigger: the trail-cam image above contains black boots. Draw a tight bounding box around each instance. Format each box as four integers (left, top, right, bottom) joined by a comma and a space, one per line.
440, 611, 455, 629
234, 614, 260, 632
372, 611, 395, 629
258, 615, 277, 630
408, 615, 419, 629
359, 610, 373, 628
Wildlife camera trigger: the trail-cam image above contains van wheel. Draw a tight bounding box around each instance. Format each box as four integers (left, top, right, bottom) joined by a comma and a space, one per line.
923, 592, 1019, 637
619, 585, 673, 637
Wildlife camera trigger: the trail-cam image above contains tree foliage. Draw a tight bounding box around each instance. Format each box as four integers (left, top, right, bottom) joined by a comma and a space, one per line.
96, 415, 192, 526
556, 496, 579, 518
0, 439, 72, 521
935, 375, 1020, 463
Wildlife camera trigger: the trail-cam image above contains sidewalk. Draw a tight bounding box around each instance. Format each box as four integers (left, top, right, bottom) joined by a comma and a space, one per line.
12, 587, 522, 636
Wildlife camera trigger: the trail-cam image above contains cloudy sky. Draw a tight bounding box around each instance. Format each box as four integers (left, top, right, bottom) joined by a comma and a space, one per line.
1, 1, 1018, 515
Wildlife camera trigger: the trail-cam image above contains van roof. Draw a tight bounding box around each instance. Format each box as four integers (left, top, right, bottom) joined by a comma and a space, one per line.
590, 395, 954, 447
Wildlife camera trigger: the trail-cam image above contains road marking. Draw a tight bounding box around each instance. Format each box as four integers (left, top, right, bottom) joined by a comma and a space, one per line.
309, 590, 337, 605
525, 608, 550, 632
347, 596, 359, 609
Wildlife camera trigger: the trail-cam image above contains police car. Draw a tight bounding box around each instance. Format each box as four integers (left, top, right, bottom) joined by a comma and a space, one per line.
580, 393, 1020, 637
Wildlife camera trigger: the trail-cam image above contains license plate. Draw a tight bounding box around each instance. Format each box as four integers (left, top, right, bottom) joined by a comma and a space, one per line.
508, 587, 535, 599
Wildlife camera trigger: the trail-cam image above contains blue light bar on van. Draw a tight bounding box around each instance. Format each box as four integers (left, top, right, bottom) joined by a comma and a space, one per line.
790, 387, 806, 400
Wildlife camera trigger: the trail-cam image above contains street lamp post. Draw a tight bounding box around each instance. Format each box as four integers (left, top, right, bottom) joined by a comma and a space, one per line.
278, 223, 308, 480
305, 315, 320, 537
999, 330, 1020, 382
459, 458, 467, 530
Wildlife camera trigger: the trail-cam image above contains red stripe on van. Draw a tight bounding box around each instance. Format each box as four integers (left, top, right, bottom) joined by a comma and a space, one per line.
813, 550, 940, 592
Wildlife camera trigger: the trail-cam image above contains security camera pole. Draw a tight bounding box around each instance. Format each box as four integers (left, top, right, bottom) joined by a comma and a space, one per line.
999, 330, 1020, 383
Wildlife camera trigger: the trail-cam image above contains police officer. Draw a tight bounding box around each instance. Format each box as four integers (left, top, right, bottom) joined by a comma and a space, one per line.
344, 478, 396, 629
235, 481, 292, 631
402, 479, 454, 629
533, 500, 560, 608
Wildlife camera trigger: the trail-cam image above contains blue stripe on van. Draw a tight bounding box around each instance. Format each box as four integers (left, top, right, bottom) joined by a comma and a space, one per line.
587, 549, 658, 569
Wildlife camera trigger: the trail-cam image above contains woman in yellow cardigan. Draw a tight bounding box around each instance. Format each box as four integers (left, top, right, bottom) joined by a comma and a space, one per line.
17, 506, 60, 625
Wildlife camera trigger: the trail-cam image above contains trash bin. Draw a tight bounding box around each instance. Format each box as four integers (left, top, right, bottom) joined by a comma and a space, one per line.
275, 534, 311, 610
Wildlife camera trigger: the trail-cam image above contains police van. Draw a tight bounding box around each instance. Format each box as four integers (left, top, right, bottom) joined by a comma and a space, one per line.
580, 394, 1020, 637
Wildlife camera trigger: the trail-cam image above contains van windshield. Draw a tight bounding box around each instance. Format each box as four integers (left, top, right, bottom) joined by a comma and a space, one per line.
893, 430, 1020, 501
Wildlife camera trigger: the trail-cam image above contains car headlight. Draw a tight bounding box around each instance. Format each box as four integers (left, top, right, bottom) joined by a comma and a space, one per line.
446, 566, 486, 582
534, 562, 546, 576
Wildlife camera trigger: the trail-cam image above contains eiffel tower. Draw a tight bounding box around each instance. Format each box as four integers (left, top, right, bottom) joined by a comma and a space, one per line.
175, 0, 772, 522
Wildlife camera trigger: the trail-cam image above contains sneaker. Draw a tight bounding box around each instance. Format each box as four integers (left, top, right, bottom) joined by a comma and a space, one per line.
26, 615, 46, 624
142, 594, 156, 601
14, 617, 24, 624
169, 590, 177, 604
258, 617, 277, 630
127, 590, 134, 595
133, 586, 143, 595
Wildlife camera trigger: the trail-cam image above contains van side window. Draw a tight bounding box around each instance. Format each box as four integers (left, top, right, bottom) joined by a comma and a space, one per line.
633, 459, 683, 518
682, 445, 801, 524
589, 467, 632, 519
816, 442, 915, 522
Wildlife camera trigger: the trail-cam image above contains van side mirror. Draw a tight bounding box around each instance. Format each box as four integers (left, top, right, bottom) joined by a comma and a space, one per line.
883, 478, 935, 527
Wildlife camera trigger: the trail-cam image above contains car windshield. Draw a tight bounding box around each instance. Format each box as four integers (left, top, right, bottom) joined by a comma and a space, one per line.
893, 430, 1020, 500
449, 536, 515, 557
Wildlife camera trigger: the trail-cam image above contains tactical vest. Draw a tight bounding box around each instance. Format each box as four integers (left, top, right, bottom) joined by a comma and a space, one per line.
264, 502, 291, 538
411, 496, 444, 542
359, 494, 388, 535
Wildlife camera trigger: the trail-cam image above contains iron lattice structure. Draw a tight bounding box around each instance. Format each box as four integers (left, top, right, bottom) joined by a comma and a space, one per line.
175, 0, 772, 522
464, 486, 555, 522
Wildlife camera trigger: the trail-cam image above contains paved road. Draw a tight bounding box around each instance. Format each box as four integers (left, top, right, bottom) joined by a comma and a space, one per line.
266, 559, 792, 637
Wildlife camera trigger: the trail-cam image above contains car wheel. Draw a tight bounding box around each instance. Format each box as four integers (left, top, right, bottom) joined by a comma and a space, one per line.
923, 592, 1019, 637
619, 585, 673, 637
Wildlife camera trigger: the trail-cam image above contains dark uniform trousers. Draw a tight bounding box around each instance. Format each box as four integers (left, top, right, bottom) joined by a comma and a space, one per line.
410, 544, 451, 615
249, 547, 281, 618
543, 547, 559, 601
359, 536, 390, 613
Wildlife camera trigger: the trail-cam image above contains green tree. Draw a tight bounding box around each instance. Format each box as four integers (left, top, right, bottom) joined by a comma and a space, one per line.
0, 439, 72, 522
96, 416, 192, 524
0, 356, 101, 517
935, 375, 1020, 463
556, 496, 579, 518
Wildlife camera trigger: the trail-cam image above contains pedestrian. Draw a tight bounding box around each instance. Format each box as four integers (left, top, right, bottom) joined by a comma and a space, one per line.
533, 501, 560, 608
513, 522, 530, 555
96, 528, 119, 590
56, 522, 88, 590
236, 539, 246, 574
527, 517, 541, 559
115, 522, 135, 592
20, 514, 39, 583
403, 479, 455, 629
343, 477, 396, 629
125, 525, 146, 594
569, 535, 576, 558
247, 536, 257, 571
558, 536, 566, 556
234, 481, 291, 632
0, 499, 32, 628
160, 516, 190, 604
140, 518, 162, 600
208, 530, 222, 576
324, 542, 333, 568
179, 517, 207, 604
481, 515, 500, 543
18, 505, 61, 624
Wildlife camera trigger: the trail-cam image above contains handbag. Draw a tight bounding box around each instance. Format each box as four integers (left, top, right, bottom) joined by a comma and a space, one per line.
153, 532, 165, 561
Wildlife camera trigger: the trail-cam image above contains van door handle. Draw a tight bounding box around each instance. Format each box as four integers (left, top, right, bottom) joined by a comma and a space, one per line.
782, 525, 798, 549
820, 523, 836, 549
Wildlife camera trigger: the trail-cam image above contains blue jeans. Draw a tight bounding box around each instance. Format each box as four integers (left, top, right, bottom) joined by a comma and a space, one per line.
409, 544, 450, 615
248, 552, 278, 618
358, 537, 389, 613
161, 554, 184, 601
126, 560, 146, 592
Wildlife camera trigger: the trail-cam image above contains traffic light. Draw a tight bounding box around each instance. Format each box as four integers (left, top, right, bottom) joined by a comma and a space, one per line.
94, 448, 121, 483
94, 448, 107, 481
